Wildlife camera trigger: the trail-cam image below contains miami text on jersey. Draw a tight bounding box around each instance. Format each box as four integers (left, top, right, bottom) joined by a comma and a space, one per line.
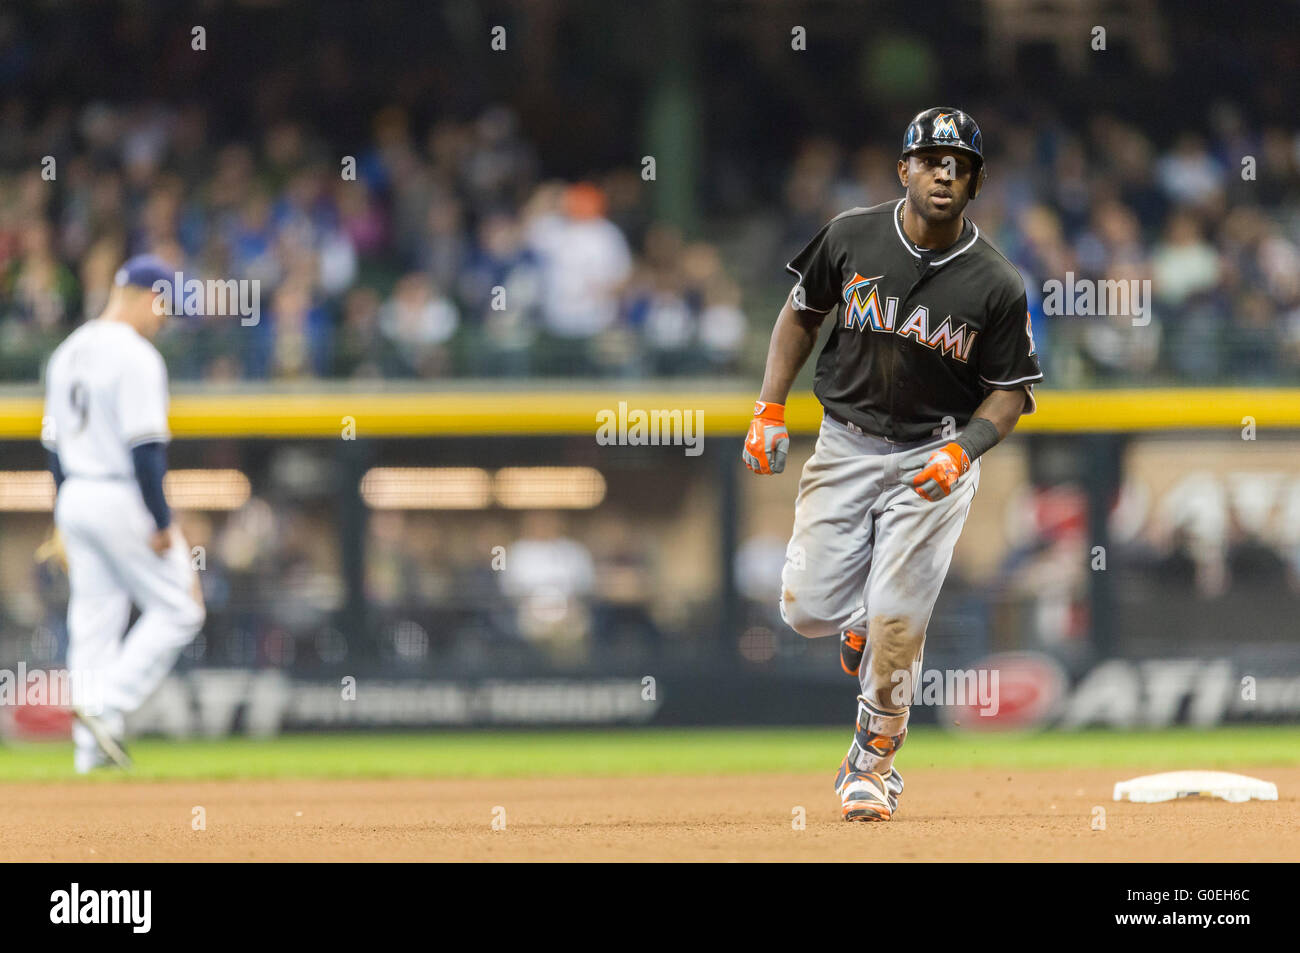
841, 272, 977, 363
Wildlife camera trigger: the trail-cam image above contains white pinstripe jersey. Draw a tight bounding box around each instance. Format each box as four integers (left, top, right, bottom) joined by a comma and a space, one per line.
42, 319, 170, 479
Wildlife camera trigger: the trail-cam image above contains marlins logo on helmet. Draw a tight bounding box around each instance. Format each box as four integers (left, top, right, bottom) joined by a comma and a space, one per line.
932, 112, 959, 139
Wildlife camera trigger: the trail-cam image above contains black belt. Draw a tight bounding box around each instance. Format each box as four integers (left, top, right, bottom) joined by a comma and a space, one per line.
823, 409, 866, 433
822, 409, 942, 450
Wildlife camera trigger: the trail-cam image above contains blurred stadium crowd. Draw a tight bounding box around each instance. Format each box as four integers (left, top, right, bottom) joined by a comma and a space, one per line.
0, 101, 750, 382
0, 3, 1297, 385
3, 94, 1299, 384
19, 461, 707, 674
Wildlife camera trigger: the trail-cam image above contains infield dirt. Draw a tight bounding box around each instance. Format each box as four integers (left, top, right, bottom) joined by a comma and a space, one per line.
3, 768, 1297, 861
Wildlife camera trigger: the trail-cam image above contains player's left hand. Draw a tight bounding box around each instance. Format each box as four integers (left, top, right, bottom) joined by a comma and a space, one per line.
149, 527, 173, 556
902, 442, 970, 502
35, 527, 68, 572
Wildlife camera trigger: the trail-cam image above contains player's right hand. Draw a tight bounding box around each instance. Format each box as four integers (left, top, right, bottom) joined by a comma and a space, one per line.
148, 527, 173, 556
742, 401, 789, 474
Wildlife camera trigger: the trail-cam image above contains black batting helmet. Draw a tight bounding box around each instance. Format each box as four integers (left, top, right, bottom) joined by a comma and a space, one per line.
901, 107, 986, 198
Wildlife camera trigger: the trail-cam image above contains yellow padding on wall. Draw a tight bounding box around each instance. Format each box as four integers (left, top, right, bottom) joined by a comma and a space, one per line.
1, 388, 1297, 438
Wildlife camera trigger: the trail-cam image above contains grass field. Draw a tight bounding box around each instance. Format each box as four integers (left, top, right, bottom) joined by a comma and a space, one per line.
2, 725, 1297, 781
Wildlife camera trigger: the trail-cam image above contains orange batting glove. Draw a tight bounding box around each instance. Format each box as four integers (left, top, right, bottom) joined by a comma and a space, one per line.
742, 401, 789, 474
904, 442, 970, 502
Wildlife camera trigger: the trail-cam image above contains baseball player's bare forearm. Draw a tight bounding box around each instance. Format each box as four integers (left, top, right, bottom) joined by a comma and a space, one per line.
970, 387, 1027, 443
742, 297, 817, 475
759, 298, 824, 404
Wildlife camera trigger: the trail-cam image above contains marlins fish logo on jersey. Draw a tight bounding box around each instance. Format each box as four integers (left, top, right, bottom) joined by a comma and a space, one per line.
842, 272, 977, 363
843, 273, 891, 332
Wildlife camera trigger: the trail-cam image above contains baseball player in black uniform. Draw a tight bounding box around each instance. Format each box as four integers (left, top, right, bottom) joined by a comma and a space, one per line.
742, 108, 1043, 821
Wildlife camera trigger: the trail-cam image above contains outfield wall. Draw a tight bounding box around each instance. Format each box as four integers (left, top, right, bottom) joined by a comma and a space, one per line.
2, 386, 1298, 732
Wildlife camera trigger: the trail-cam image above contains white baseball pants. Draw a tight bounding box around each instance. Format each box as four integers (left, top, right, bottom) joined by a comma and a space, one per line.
55, 477, 205, 763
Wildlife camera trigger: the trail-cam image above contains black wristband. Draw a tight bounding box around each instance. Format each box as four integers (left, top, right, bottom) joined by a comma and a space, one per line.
954, 417, 1000, 462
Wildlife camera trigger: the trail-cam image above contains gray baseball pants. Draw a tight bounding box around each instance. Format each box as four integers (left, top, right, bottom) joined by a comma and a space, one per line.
780, 412, 979, 775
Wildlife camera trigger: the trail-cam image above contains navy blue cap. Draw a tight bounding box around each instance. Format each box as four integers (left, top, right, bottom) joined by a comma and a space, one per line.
114, 254, 176, 292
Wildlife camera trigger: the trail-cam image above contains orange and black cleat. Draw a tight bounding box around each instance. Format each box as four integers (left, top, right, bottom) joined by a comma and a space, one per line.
839, 632, 866, 676
834, 757, 904, 822
835, 768, 893, 822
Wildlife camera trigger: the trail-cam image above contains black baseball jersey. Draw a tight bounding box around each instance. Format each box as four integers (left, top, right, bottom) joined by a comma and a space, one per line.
787, 199, 1043, 442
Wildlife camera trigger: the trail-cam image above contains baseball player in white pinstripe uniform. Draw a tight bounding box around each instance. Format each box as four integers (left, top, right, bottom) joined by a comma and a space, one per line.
43, 255, 205, 773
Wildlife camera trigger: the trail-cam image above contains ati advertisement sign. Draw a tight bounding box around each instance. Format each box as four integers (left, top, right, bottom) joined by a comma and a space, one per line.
941, 654, 1300, 731
124, 673, 661, 737
2, 660, 1297, 738
0, 673, 659, 741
